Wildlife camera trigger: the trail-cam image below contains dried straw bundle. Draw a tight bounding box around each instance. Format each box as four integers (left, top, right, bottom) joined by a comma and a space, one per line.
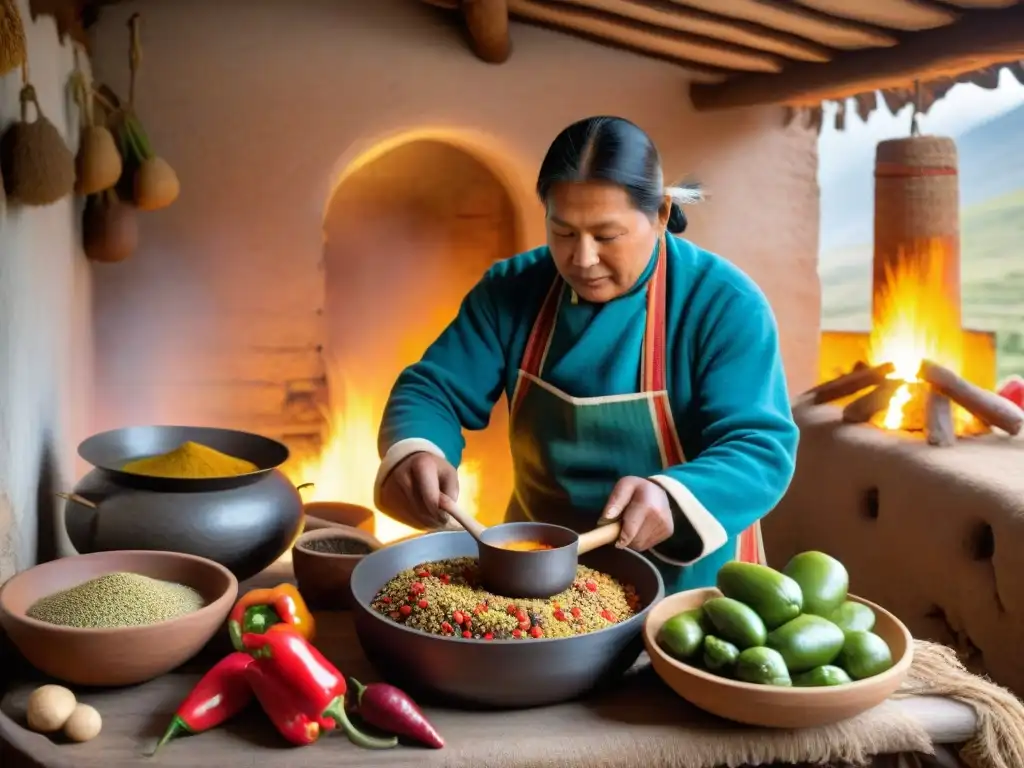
0, 0, 27, 76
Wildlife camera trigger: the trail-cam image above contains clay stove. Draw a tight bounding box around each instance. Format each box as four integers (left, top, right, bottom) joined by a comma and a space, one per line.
762, 136, 1024, 697
810, 136, 1022, 444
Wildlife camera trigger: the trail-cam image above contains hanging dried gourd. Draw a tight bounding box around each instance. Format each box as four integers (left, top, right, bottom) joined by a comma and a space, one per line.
83, 188, 138, 263
0, 70, 76, 206
72, 48, 122, 196
0, 0, 27, 77
110, 14, 179, 211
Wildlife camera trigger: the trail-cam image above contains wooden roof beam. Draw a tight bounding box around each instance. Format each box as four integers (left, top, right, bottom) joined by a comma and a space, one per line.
462, 0, 513, 63
688, 4, 1024, 111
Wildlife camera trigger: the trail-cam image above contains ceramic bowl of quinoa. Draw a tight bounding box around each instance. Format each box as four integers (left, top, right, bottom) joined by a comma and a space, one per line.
350, 530, 665, 708
0, 549, 237, 687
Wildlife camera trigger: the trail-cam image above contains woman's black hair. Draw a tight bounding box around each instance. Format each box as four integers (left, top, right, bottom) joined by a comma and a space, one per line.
536, 116, 693, 234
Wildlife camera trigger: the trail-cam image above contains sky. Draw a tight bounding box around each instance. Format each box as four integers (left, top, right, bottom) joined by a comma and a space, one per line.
818, 68, 1024, 188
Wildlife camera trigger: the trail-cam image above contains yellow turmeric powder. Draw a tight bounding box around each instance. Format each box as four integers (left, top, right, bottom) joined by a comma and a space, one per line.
121, 441, 258, 479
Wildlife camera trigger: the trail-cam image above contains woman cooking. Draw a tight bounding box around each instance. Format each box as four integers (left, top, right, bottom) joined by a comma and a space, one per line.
374, 116, 799, 593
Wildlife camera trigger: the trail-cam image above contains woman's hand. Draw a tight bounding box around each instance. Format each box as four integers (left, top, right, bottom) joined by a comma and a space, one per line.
599, 476, 674, 552
379, 452, 460, 530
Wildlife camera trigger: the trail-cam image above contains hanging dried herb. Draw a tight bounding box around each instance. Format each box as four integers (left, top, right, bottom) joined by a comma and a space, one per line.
108, 13, 180, 211
0, 0, 27, 77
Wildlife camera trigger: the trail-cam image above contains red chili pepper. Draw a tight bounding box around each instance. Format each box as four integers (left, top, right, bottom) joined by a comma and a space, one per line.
242, 625, 397, 750
245, 660, 323, 746
153, 652, 254, 753
348, 678, 444, 749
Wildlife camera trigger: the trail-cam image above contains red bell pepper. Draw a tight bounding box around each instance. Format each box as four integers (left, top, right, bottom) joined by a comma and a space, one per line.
348, 678, 444, 749
998, 376, 1024, 409
241, 624, 397, 750
245, 660, 323, 746
153, 651, 255, 754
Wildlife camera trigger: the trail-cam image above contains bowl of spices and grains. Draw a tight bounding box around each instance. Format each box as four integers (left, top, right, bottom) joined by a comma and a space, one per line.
292, 526, 383, 610
0, 549, 237, 687
350, 530, 664, 708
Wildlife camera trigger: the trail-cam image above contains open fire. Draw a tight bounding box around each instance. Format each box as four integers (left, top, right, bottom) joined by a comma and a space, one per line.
865, 238, 969, 434
807, 237, 1024, 443
285, 372, 483, 543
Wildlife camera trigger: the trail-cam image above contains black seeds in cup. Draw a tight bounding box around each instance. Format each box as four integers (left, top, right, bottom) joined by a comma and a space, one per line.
301, 537, 372, 555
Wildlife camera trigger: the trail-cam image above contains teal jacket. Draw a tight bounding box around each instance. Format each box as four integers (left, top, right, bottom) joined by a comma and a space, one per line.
375, 235, 798, 567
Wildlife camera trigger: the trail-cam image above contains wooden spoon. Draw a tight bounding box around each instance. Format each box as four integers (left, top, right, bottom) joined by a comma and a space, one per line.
437, 494, 487, 542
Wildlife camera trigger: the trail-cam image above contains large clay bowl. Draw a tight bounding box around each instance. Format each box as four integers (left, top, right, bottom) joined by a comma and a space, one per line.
0, 550, 237, 687
292, 526, 383, 610
350, 530, 665, 709
643, 588, 914, 728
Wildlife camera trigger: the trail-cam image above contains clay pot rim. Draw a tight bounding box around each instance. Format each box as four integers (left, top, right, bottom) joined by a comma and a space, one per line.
302, 500, 374, 516
643, 587, 915, 696
0, 549, 238, 636
294, 526, 383, 558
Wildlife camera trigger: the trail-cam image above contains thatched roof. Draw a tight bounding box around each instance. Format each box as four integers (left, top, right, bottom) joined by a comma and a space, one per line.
428, 0, 1024, 123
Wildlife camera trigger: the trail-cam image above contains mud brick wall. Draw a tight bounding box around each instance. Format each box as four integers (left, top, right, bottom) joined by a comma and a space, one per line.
87, 0, 823, 456
763, 404, 1024, 696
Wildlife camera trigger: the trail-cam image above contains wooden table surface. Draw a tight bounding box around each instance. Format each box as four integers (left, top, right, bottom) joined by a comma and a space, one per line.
0, 562, 977, 768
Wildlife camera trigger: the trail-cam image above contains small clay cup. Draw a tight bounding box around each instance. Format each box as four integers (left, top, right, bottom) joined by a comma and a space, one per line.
292, 526, 382, 610
303, 501, 375, 535
0, 550, 237, 687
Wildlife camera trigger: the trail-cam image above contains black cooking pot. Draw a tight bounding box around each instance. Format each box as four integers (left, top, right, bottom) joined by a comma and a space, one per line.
350, 531, 665, 709
61, 426, 304, 581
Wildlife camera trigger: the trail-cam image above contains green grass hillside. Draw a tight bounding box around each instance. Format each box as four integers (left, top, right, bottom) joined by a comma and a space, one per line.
820, 190, 1024, 380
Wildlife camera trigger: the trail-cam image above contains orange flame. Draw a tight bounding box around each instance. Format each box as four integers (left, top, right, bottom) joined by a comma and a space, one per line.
285, 373, 482, 543
867, 238, 968, 432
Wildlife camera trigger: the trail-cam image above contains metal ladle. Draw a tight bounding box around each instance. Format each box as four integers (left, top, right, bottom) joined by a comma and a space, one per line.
438, 495, 622, 598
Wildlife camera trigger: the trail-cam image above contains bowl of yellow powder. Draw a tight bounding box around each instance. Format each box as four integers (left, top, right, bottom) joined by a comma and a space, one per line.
0, 550, 238, 687
79, 425, 289, 489
63, 426, 304, 581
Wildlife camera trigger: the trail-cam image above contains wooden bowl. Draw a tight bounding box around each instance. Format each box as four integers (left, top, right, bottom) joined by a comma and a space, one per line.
292, 526, 382, 610
0, 550, 237, 687
643, 588, 914, 728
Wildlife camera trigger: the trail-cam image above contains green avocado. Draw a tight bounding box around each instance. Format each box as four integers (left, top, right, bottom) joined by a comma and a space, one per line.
703, 635, 740, 674
716, 561, 804, 630
837, 631, 894, 680
782, 551, 850, 617
766, 614, 846, 673
830, 601, 877, 633
735, 647, 792, 687
792, 665, 853, 687
657, 609, 707, 660
703, 597, 768, 650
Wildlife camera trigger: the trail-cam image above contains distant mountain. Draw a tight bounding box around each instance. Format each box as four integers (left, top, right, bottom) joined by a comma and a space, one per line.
820, 104, 1024, 255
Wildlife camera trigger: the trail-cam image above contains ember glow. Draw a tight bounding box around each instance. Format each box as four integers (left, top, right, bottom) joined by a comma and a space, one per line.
286, 372, 482, 543
867, 238, 968, 432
